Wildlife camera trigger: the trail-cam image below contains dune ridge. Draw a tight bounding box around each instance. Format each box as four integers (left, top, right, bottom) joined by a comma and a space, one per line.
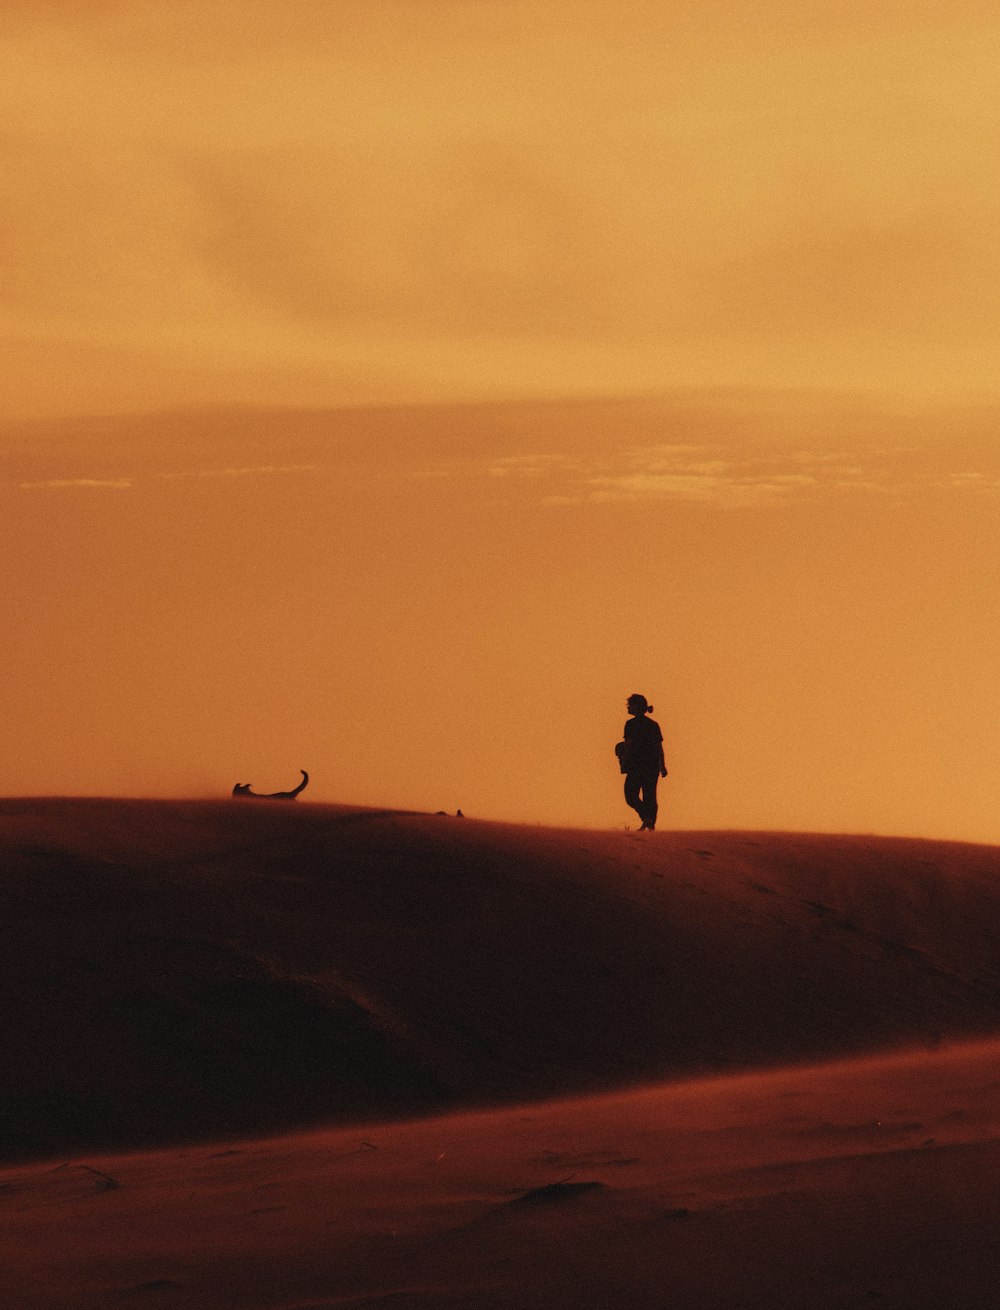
4, 797, 1000, 1163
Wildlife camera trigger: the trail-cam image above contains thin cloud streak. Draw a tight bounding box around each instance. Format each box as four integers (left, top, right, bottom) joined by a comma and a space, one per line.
10, 465, 324, 490
173, 464, 323, 480
18, 477, 134, 489
428, 431, 1000, 507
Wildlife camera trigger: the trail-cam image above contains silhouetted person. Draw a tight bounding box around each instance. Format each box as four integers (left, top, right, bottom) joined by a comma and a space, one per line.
619, 694, 667, 830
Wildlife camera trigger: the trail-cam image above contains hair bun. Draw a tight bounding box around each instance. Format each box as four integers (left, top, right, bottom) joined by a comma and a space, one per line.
647, 705, 654, 713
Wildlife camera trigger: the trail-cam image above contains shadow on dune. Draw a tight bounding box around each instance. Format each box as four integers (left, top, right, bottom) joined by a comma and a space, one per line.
4, 798, 1000, 1161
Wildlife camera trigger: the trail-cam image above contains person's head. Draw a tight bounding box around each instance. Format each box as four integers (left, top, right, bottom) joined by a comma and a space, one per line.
627, 693, 651, 716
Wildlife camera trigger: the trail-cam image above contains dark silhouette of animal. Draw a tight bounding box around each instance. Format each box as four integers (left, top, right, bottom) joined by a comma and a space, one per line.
232, 770, 309, 800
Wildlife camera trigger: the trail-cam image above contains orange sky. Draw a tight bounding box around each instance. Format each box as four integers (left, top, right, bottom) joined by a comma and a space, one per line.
5, 0, 1000, 415
2, 4, 998, 839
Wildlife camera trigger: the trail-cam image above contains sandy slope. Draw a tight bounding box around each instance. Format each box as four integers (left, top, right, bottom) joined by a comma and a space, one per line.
4, 798, 1000, 1161
6, 798, 1000, 1307
7, 1037, 1000, 1309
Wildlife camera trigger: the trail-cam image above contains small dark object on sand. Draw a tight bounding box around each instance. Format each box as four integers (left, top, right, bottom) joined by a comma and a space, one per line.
232, 770, 309, 801
509, 1180, 604, 1207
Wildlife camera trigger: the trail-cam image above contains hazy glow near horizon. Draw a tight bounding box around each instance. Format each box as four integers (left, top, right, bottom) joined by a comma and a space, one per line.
2, 395, 998, 842
2, 4, 998, 840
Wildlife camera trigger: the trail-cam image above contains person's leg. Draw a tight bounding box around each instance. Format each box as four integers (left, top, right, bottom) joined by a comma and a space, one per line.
641, 774, 659, 829
624, 774, 643, 823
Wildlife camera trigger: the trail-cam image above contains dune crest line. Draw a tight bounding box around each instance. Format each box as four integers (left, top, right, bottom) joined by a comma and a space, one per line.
4, 797, 1000, 1162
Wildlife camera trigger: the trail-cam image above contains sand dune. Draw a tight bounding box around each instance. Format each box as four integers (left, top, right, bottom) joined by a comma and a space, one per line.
6, 798, 1000, 1306
4, 798, 1000, 1162
8, 1037, 1000, 1308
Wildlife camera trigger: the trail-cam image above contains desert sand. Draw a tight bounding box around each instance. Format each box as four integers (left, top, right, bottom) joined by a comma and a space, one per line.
5, 799, 1000, 1307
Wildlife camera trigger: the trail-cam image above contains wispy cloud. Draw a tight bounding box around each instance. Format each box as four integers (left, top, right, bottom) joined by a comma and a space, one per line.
486, 454, 581, 479
454, 434, 1000, 508
583, 469, 819, 507
168, 464, 322, 480
574, 443, 902, 506
939, 472, 1000, 494
18, 477, 133, 490
13, 464, 324, 491
519, 441, 878, 506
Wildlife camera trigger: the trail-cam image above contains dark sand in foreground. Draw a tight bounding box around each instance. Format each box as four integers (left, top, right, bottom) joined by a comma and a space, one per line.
5, 799, 1000, 1307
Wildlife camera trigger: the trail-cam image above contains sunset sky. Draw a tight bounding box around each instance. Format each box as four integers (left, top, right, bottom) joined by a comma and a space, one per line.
3, 2, 998, 839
